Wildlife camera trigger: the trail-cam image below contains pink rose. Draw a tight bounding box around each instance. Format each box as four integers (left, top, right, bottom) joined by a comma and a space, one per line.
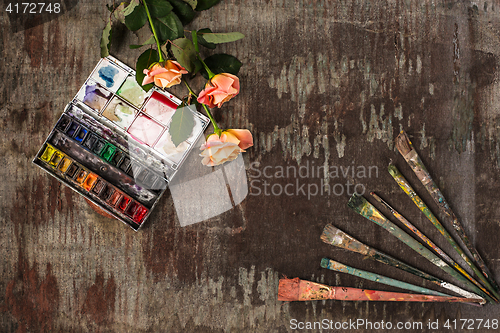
142, 61, 188, 88
197, 73, 240, 108
220, 129, 253, 150
200, 129, 253, 166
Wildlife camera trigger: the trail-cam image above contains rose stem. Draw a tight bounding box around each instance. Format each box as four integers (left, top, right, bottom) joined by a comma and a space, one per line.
143, 0, 164, 62
191, 30, 216, 79
183, 80, 221, 136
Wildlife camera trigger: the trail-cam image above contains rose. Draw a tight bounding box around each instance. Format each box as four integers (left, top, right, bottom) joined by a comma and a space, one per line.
142, 60, 188, 88
197, 73, 240, 108
221, 129, 253, 149
200, 129, 253, 166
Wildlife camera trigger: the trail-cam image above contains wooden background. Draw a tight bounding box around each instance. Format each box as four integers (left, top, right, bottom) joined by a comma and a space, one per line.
1, 0, 500, 331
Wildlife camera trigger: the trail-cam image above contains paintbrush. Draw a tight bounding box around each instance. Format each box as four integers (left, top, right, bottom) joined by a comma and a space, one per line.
278, 278, 483, 303
388, 164, 500, 301
320, 258, 453, 297
395, 130, 500, 294
320, 224, 484, 302
348, 193, 494, 303
370, 191, 496, 302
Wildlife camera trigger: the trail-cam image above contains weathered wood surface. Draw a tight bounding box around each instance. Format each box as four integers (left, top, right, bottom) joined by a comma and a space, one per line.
1, 0, 500, 331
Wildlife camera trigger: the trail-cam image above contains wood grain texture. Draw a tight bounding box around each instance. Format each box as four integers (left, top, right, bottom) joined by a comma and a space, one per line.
1, 0, 500, 331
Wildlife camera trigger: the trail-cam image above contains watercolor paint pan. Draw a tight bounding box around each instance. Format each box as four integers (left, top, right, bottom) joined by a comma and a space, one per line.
48, 130, 159, 206
54, 114, 168, 194
35, 143, 151, 228
33, 56, 208, 231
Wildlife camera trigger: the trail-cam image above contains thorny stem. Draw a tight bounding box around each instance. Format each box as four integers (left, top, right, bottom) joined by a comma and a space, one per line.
183, 80, 221, 136
143, 0, 164, 62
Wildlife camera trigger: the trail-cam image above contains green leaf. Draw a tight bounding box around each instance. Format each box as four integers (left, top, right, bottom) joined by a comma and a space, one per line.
183, 0, 197, 10
200, 54, 243, 79
198, 31, 244, 44
125, 2, 147, 31
196, 0, 221, 11
152, 11, 184, 44
100, 20, 112, 58
113, 3, 127, 24
170, 38, 198, 72
129, 35, 156, 49
123, 0, 141, 16
169, 105, 196, 147
145, 0, 173, 18
167, 0, 196, 25
196, 28, 216, 49
136, 49, 160, 92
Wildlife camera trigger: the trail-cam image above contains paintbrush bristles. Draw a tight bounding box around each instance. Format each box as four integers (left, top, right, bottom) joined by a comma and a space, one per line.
347, 193, 366, 212
321, 224, 371, 255
277, 278, 301, 301
395, 131, 413, 155
320, 224, 342, 245
278, 278, 333, 301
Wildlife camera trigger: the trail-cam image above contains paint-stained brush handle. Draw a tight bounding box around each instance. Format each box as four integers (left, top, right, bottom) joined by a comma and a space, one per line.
347, 193, 494, 304
278, 278, 483, 304
370, 191, 497, 302
395, 130, 500, 294
388, 164, 500, 301
320, 258, 452, 297
320, 224, 484, 302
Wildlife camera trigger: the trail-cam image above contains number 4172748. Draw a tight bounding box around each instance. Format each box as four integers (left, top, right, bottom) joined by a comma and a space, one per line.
6, 3, 61, 14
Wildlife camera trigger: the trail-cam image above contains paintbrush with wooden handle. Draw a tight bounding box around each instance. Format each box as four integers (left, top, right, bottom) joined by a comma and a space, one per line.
320, 258, 482, 307
278, 278, 483, 304
388, 164, 500, 301
370, 191, 495, 302
320, 224, 484, 303
395, 130, 500, 294
348, 193, 495, 303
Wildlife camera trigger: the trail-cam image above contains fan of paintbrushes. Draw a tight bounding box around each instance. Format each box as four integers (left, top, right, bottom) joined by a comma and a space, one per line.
278, 131, 499, 306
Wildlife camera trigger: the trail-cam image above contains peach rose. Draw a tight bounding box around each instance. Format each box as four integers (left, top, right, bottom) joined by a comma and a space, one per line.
197, 73, 240, 108
200, 129, 253, 166
220, 129, 253, 150
142, 60, 188, 88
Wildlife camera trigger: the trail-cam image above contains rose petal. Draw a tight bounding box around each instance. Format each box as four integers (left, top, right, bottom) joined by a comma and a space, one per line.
142, 75, 154, 85
225, 129, 253, 149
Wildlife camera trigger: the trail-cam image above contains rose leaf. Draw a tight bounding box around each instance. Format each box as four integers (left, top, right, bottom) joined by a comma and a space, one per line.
169, 105, 195, 147
100, 20, 112, 58
112, 3, 127, 24
200, 54, 242, 79
183, 0, 198, 10
124, 2, 147, 31
167, 0, 196, 25
145, 0, 173, 18
136, 49, 160, 92
196, 0, 221, 11
170, 37, 198, 73
129, 35, 156, 49
198, 31, 244, 44
153, 11, 184, 44
196, 28, 216, 49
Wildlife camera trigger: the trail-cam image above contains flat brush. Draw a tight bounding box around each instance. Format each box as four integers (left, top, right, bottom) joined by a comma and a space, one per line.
320, 258, 452, 297
348, 193, 494, 303
388, 164, 500, 301
370, 191, 496, 303
278, 278, 483, 304
395, 130, 499, 294
320, 224, 484, 302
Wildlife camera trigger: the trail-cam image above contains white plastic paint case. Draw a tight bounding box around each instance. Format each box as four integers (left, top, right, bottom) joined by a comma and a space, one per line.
33, 56, 209, 230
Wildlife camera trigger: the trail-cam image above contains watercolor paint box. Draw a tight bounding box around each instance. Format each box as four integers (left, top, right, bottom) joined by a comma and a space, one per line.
33, 56, 209, 230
